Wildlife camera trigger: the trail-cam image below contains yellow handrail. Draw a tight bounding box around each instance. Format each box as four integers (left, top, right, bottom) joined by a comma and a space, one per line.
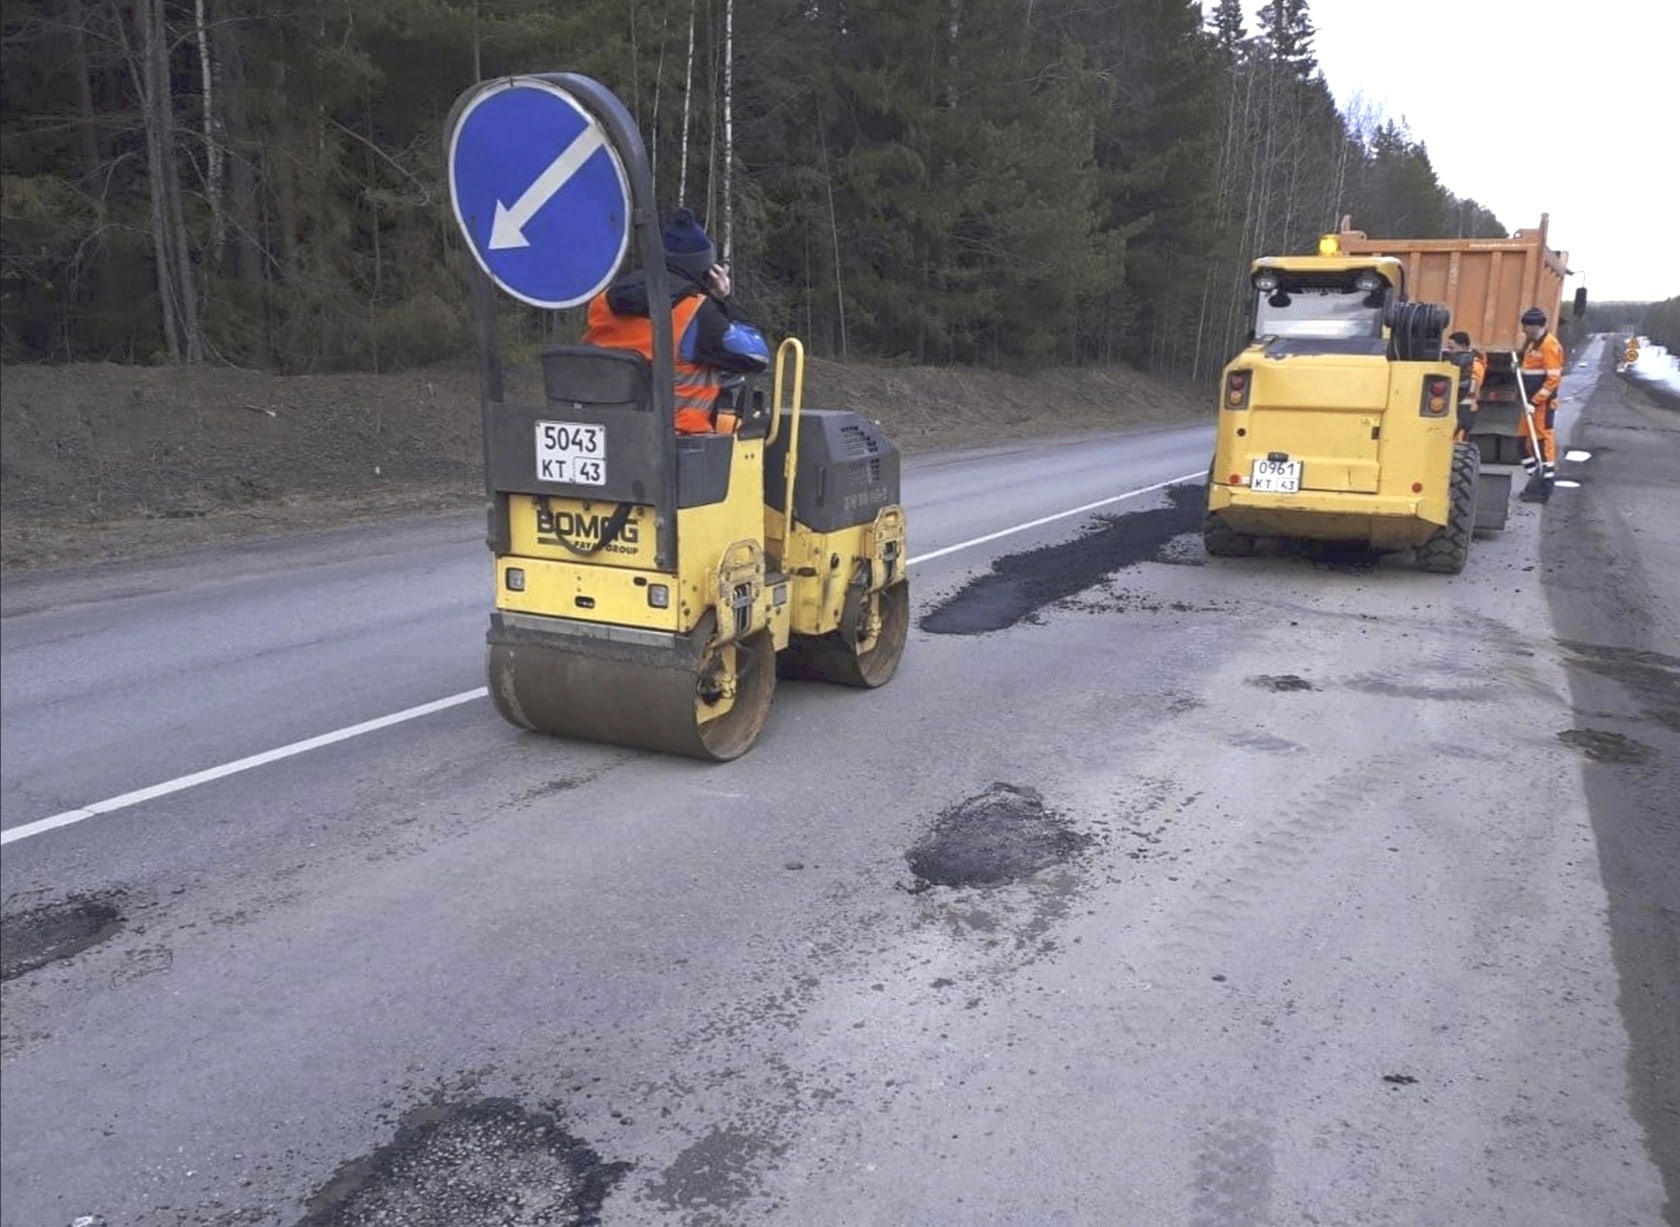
770, 337, 805, 534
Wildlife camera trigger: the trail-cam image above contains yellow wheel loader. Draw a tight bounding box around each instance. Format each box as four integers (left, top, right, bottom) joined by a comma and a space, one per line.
1204, 234, 1508, 574
446, 74, 907, 760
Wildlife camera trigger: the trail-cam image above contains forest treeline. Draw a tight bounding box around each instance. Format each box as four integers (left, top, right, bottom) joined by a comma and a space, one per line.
1582, 298, 1680, 355
1640, 296, 1680, 354
3, 0, 1516, 380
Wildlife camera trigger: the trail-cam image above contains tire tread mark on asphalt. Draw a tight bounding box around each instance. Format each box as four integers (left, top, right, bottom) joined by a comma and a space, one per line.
1153, 749, 1418, 972
1189, 1113, 1278, 1227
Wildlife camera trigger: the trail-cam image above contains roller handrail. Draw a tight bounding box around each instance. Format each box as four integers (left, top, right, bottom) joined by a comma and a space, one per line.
770, 337, 806, 535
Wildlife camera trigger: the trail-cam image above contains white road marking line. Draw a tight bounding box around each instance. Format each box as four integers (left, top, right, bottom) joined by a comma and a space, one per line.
6, 469, 1205, 845
1, 690, 487, 846
905, 471, 1204, 565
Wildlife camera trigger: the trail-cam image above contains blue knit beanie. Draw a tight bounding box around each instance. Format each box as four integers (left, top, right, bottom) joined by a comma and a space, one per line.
662, 208, 715, 282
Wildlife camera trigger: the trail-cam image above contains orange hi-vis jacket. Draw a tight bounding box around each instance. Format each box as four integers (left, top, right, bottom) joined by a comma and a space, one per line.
1456, 351, 1486, 406
584, 291, 723, 434
1519, 333, 1565, 408
1452, 350, 1486, 441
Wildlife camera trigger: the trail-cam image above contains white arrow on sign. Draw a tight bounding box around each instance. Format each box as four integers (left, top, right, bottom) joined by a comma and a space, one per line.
487, 125, 608, 251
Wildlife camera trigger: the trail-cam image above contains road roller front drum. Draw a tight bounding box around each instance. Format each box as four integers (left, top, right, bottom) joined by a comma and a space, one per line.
486, 612, 777, 762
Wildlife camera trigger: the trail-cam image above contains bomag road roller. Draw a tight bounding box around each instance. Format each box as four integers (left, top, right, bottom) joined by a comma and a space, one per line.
1203, 233, 1508, 574
446, 73, 908, 761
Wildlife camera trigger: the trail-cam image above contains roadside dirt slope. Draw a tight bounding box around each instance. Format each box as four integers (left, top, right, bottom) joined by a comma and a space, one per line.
0, 356, 1207, 570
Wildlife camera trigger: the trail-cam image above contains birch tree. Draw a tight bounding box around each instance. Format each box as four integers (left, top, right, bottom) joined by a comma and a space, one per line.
194, 0, 226, 260
678, 0, 696, 205
722, 0, 734, 260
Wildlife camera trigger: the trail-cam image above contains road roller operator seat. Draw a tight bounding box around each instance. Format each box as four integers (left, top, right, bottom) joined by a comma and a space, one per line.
533, 345, 734, 514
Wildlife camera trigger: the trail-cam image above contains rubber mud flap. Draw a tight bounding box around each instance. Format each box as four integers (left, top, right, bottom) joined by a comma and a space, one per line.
1474, 469, 1510, 532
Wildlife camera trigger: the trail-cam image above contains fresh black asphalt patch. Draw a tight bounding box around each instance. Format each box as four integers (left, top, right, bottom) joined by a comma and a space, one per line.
907, 783, 1092, 888
919, 483, 1203, 635
293, 1098, 630, 1227
0, 892, 126, 981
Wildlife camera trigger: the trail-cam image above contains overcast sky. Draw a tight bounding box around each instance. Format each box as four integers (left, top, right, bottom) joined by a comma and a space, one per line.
1241, 0, 1679, 302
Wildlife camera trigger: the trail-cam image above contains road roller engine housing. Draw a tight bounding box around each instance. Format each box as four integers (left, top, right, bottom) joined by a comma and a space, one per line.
446, 73, 908, 761
1203, 234, 1508, 575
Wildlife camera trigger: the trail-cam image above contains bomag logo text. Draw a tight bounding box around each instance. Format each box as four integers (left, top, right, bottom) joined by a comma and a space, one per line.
536, 506, 641, 555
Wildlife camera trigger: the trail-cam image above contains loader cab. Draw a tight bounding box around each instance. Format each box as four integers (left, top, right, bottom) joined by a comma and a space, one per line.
1246, 254, 1402, 357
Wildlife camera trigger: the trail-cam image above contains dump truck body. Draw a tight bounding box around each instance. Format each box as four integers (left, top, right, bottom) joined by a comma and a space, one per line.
1331, 217, 1575, 464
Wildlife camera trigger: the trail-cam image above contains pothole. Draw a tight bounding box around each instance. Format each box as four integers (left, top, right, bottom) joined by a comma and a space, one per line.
293, 1098, 631, 1227
1246, 674, 1314, 692
1226, 731, 1303, 753
907, 783, 1092, 888
1347, 677, 1500, 702
0, 892, 126, 982
1557, 728, 1657, 766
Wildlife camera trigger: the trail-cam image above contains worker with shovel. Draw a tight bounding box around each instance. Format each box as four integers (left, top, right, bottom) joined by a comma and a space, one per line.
1516, 306, 1564, 503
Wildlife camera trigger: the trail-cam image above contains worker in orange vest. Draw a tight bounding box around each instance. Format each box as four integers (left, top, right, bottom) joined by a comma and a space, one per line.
1443, 330, 1485, 443
584, 208, 770, 433
1516, 306, 1564, 502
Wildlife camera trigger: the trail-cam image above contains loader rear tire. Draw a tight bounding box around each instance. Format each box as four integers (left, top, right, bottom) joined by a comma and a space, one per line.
1415, 442, 1479, 575
1202, 512, 1257, 558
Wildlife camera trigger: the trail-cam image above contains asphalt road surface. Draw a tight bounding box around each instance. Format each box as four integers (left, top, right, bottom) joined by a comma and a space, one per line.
3, 335, 1675, 1227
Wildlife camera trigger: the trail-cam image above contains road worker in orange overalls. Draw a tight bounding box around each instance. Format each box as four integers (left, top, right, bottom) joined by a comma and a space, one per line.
1443, 330, 1485, 443
583, 208, 770, 434
1516, 306, 1564, 502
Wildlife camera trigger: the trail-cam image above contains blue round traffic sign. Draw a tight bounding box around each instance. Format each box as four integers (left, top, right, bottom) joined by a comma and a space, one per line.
448, 78, 632, 310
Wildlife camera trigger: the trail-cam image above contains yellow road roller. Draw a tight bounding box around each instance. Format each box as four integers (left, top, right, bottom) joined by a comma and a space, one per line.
445, 73, 908, 760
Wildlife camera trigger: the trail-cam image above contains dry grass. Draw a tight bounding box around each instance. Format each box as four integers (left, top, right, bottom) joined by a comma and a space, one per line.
1, 357, 1208, 571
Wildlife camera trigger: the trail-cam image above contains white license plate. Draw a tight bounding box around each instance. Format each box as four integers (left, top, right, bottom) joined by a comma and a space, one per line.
535, 420, 606, 485
1250, 459, 1302, 493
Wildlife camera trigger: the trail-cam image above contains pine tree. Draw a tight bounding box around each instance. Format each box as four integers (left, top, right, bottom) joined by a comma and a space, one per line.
1257, 0, 1317, 76
1210, 0, 1246, 56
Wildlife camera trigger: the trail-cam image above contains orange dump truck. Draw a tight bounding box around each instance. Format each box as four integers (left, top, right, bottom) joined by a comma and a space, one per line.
1332, 215, 1585, 465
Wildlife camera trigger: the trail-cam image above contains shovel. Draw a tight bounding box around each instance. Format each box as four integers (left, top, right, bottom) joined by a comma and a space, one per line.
1518, 368, 1550, 501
